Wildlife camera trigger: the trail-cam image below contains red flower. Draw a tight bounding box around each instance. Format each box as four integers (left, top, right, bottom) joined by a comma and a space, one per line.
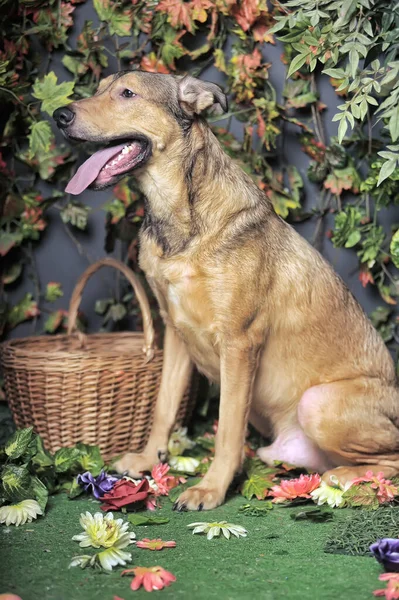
136, 538, 176, 551
100, 478, 150, 511
269, 474, 321, 503
374, 573, 399, 599
122, 566, 176, 592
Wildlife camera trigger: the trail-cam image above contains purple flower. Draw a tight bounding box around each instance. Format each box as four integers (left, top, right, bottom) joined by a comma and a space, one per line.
370, 538, 399, 572
77, 470, 118, 500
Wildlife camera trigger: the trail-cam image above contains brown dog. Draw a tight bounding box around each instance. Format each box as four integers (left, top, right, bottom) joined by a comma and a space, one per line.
54, 70, 399, 511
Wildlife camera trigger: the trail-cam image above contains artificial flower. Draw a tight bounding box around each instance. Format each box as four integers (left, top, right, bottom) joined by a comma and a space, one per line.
370, 539, 399, 572
151, 463, 179, 495
100, 478, 150, 511
77, 470, 118, 499
72, 511, 136, 549
169, 455, 200, 473
351, 471, 398, 504
269, 474, 321, 503
122, 566, 176, 592
136, 538, 176, 551
168, 427, 196, 456
310, 476, 348, 508
0, 499, 43, 526
97, 546, 133, 571
69, 547, 132, 572
188, 521, 247, 540
374, 573, 399, 599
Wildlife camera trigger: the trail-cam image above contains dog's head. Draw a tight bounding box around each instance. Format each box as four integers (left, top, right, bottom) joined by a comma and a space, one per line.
53, 70, 227, 195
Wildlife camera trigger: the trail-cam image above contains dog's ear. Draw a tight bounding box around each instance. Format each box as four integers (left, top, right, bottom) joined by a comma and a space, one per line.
178, 75, 228, 116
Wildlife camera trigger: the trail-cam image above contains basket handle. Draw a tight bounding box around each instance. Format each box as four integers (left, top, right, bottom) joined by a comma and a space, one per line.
67, 257, 155, 362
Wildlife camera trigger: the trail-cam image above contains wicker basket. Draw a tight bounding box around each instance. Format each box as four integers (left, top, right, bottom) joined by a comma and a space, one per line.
0, 258, 197, 460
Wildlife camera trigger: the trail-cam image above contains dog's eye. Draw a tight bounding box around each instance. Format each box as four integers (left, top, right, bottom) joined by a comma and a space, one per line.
122, 89, 136, 98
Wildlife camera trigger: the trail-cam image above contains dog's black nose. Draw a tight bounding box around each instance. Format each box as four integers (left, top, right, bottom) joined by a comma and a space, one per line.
53, 106, 75, 128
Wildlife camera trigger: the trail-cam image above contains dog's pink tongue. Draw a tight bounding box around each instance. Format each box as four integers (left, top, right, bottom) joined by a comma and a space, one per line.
65, 144, 126, 195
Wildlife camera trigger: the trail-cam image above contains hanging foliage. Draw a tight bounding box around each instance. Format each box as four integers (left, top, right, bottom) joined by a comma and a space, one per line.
0, 0, 398, 359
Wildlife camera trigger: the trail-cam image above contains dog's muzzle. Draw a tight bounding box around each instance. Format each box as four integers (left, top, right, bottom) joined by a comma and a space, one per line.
53, 106, 75, 129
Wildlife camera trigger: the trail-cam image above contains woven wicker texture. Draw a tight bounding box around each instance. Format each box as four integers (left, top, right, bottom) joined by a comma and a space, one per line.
0, 258, 197, 460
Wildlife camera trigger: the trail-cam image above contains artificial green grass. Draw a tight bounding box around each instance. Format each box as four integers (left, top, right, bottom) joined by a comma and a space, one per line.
0, 492, 383, 600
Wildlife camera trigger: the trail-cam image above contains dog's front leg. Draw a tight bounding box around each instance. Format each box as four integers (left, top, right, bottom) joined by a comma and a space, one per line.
114, 325, 193, 477
174, 341, 260, 511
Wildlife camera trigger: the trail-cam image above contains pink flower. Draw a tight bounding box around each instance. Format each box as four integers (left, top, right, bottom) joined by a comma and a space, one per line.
269, 474, 321, 503
122, 566, 176, 592
151, 463, 183, 496
374, 573, 399, 599
350, 471, 398, 504
136, 538, 176, 551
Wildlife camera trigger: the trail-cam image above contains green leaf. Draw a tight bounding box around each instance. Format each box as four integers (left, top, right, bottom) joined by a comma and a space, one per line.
241, 474, 273, 501
54, 447, 81, 473
93, 0, 109, 21
238, 502, 273, 516
1, 464, 32, 503
7, 294, 39, 329
45, 282, 63, 302
128, 514, 170, 526
287, 53, 309, 78
338, 118, 348, 143
342, 483, 380, 510
44, 310, 65, 334
28, 121, 53, 159
389, 104, 399, 142
291, 508, 333, 522
30, 475, 49, 511
61, 202, 90, 230
75, 443, 104, 476
377, 159, 397, 186
349, 48, 359, 78
3, 262, 23, 285
0, 232, 23, 257
390, 229, 399, 269
69, 477, 85, 499
31, 436, 54, 469
5, 427, 34, 460
32, 72, 74, 117
108, 11, 132, 36
345, 230, 361, 248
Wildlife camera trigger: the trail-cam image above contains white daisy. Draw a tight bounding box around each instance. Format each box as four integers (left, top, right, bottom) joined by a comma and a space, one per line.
310, 475, 351, 508
169, 455, 200, 473
72, 511, 136, 549
188, 521, 247, 540
69, 547, 132, 572
0, 500, 43, 527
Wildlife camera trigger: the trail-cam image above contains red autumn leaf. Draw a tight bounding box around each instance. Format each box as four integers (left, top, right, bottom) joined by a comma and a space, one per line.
359, 269, 374, 288
191, 0, 213, 23
140, 52, 170, 74
252, 16, 276, 44
232, 0, 263, 31
157, 0, 194, 32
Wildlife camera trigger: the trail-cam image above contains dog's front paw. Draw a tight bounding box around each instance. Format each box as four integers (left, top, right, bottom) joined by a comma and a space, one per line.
172, 484, 226, 511
113, 452, 158, 478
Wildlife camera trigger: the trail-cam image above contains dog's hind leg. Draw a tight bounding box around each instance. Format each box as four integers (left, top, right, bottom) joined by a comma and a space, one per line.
114, 325, 193, 477
297, 377, 399, 485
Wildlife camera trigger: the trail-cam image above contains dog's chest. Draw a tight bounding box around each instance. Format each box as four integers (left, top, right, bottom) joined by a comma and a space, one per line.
140, 246, 220, 379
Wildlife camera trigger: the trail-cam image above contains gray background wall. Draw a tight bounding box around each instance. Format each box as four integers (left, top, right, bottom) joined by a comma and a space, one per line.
7, 1, 399, 340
